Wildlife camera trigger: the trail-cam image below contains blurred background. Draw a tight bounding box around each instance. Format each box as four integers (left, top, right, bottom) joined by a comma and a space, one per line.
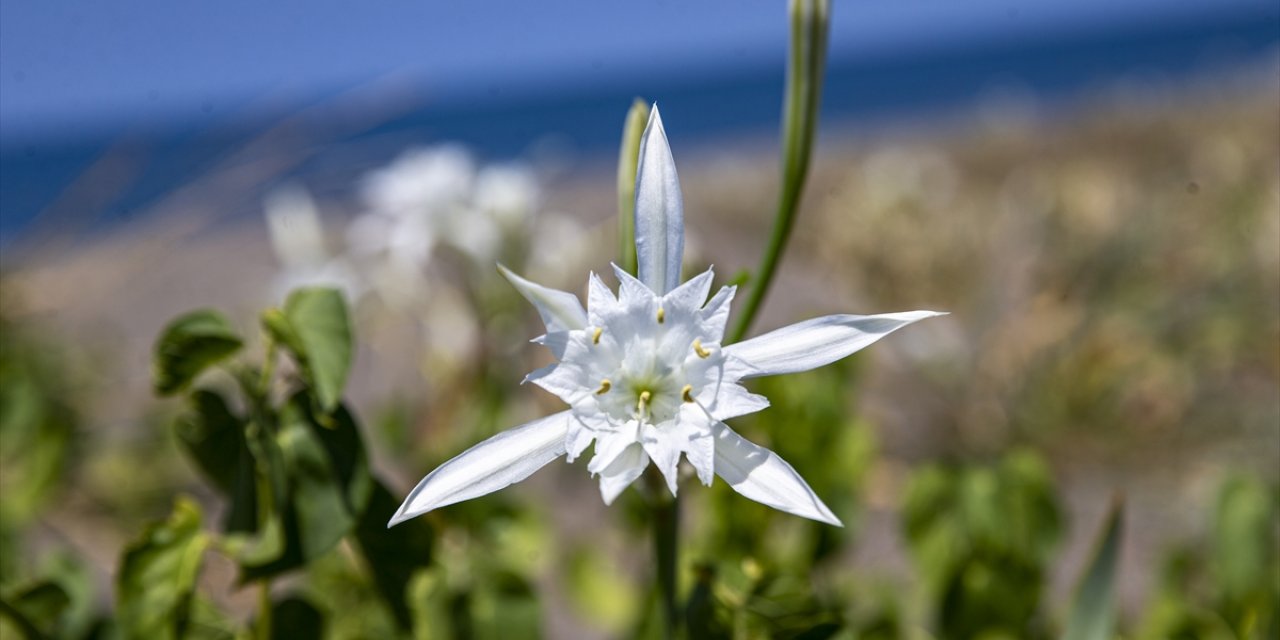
2, 1, 1278, 638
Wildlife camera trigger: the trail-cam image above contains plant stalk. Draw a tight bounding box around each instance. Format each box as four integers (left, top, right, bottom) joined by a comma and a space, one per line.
618, 99, 650, 276
645, 468, 680, 638
728, 0, 830, 344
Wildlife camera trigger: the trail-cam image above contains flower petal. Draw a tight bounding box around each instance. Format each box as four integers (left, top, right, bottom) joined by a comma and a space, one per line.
700, 285, 736, 339
634, 105, 685, 295
498, 264, 588, 332
725, 311, 946, 378
662, 268, 714, 314
712, 423, 842, 526
598, 443, 649, 504
640, 423, 682, 496
389, 411, 571, 526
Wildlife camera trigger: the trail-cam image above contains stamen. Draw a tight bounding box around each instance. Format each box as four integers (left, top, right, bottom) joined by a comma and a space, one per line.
595, 379, 612, 395
657, 308, 666, 324
592, 327, 603, 344
692, 339, 711, 359
638, 390, 651, 414
682, 384, 694, 403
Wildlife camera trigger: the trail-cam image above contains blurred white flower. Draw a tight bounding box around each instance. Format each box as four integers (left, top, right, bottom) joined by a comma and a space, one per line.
360, 145, 475, 216
263, 186, 362, 302
390, 107, 943, 528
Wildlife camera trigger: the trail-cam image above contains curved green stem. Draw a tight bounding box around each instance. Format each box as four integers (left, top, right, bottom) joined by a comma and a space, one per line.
728, 0, 830, 344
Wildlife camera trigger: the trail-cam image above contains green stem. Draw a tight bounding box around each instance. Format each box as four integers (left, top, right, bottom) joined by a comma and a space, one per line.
258, 580, 273, 639
617, 99, 650, 276
645, 469, 680, 639
258, 337, 277, 398
728, 0, 830, 344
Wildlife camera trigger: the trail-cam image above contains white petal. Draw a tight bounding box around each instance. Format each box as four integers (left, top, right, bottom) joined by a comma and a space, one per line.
598, 443, 649, 504
634, 105, 685, 295
662, 268, 714, 314
564, 415, 597, 463
701, 382, 770, 422
389, 412, 570, 525
587, 421, 641, 475
532, 331, 571, 359
586, 271, 619, 325
712, 423, 842, 526
499, 264, 588, 332
678, 404, 716, 486
726, 311, 946, 378
640, 423, 682, 496
611, 263, 655, 304
700, 285, 736, 339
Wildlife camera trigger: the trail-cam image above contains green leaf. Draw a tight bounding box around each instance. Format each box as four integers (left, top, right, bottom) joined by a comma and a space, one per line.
174, 389, 258, 533
353, 481, 433, 631
276, 396, 356, 560
235, 393, 370, 582
265, 288, 353, 412
1063, 497, 1124, 640
116, 496, 209, 640
153, 310, 243, 396
0, 581, 70, 638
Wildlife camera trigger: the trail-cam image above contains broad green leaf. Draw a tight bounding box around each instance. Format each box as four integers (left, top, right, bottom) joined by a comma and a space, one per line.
276, 397, 355, 560
174, 389, 258, 533
265, 288, 352, 412
354, 481, 433, 631
0, 581, 70, 637
236, 393, 370, 582
116, 496, 209, 640
153, 310, 243, 396
1063, 498, 1124, 640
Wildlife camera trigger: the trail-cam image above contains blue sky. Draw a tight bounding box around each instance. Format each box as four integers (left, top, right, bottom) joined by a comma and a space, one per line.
1, 0, 1274, 138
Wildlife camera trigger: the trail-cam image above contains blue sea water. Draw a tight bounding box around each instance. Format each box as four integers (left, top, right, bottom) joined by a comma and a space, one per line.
1, 8, 1276, 243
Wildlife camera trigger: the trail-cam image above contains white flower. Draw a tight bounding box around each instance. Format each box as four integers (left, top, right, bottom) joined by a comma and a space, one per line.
390, 107, 944, 527
263, 185, 363, 302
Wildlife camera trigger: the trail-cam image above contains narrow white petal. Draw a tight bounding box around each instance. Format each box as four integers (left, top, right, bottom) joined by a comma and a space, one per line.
598, 443, 649, 504
700, 285, 736, 339
499, 264, 588, 332
586, 272, 619, 324
702, 382, 770, 421
611, 263, 655, 303
587, 422, 641, 475
532, 331, 571, 359
640, 423, 682, 496
634, 105, 685, 295
564, 416, 596, 463
389, 412, 570, 526
678, 404, 716, 486
663, 268, 715, 316
712, 423, 841, 526
726, 311, 946, 378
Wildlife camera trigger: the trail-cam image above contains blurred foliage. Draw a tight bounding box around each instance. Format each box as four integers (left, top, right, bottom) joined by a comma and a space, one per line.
1, 95, 1278, 638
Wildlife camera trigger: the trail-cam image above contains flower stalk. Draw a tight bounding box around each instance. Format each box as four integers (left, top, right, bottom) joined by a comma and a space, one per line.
645, 468, 680, 638
729, 0, 830, 344
618, 99, 650, 276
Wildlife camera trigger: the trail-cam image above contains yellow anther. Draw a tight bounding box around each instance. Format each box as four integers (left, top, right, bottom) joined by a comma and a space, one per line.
638, 390, 651, 413
657, 308, 666, 324
692, 339, 711, 359
595, 379, 612, 395
682, 384, 694, 403
592, 327, 603, 344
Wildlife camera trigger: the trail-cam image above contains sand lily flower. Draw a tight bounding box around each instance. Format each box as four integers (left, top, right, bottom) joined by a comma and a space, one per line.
263, 186, 363, 302
390, 107, 943, 527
